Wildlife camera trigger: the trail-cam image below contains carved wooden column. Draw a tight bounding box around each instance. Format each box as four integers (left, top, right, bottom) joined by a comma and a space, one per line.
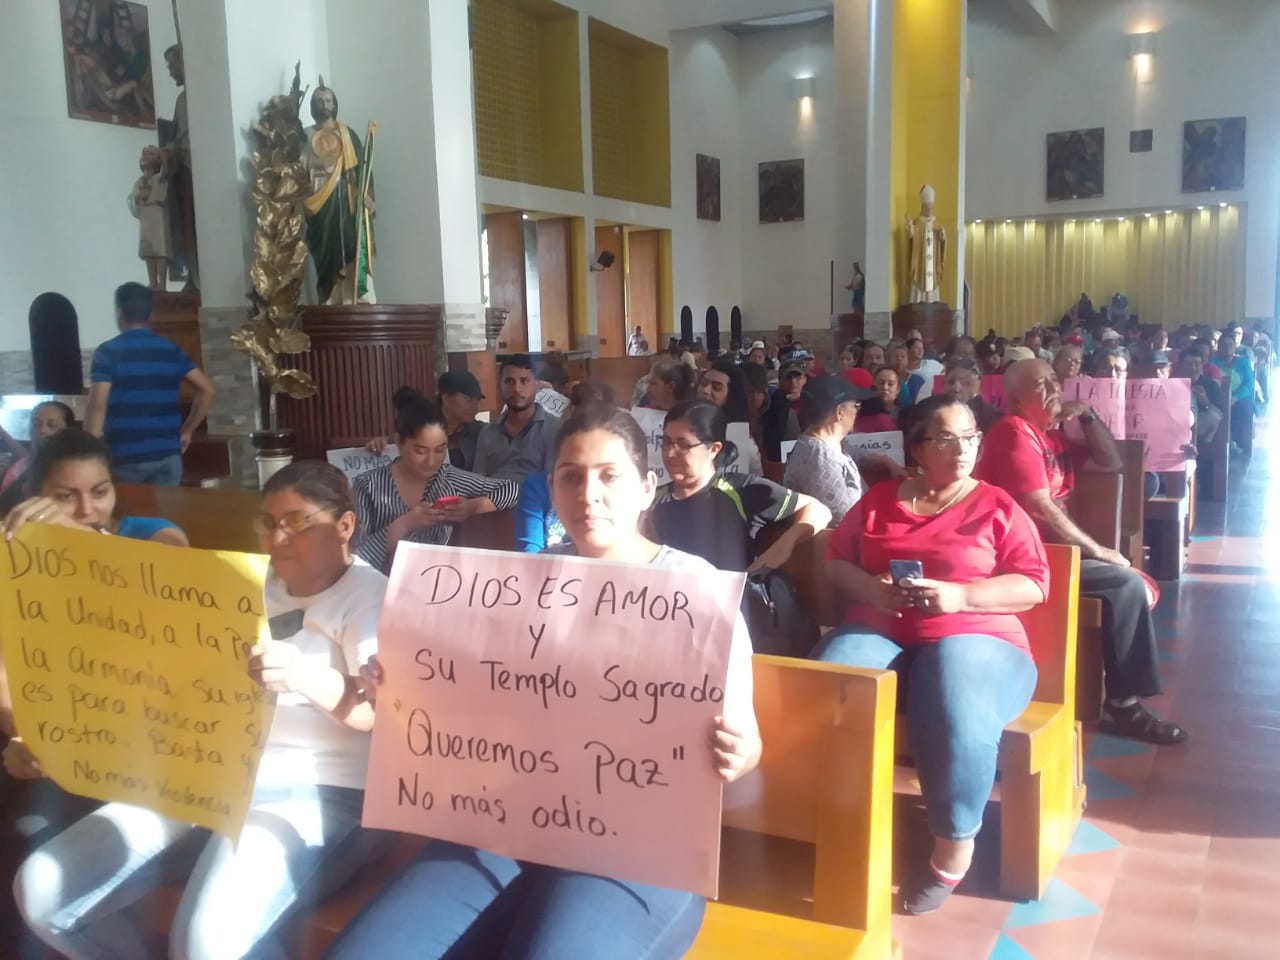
277, 304, 442, 459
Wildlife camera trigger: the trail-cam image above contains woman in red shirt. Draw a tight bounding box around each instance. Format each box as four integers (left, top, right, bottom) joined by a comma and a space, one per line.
813, 394, 1049, 916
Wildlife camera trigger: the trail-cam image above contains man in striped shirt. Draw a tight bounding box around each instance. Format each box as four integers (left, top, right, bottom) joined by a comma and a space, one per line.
85, 283, 216, 485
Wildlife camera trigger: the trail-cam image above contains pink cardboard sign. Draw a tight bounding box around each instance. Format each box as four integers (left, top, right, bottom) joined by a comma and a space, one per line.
363, 544, 747, 898
1061, 377, 1193, 471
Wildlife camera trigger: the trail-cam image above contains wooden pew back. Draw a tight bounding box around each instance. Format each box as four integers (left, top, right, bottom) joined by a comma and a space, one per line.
1017, 544, 1081, 707
721, 657, 897, 934
1117, 438, 1146, 567
115, 483, 262, 553
1069, 471, 1121, 550
585, 355, 655, 408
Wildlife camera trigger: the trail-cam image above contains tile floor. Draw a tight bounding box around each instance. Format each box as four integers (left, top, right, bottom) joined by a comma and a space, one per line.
892, 411, 1280, 960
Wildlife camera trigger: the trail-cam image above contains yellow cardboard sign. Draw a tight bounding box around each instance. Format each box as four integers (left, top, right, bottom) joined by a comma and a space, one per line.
2, 524, 274, 838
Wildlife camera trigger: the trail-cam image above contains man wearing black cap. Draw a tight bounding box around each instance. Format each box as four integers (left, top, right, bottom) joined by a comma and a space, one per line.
438, 370, 487, 472
782, 375, 870, 524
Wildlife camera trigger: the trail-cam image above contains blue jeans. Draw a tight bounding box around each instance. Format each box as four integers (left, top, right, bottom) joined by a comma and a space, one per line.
322, 841, 706, 960
812, 631, 1037, 840
14, 783, 387, 960
113, 453, 184, 486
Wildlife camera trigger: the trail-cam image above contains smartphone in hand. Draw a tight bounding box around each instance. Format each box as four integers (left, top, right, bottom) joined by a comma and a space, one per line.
888, 559, 923, 585
433, 495, 461, 508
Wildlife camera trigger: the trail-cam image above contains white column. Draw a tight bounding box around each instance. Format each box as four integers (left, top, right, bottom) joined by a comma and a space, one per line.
834, 0, 894, 339
325, 0, 486, 348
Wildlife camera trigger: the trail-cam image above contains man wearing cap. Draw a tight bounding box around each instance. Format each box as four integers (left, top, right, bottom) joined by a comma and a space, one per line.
438, 370, 487, 472
745, 340, 768, 367
783, 376, 870, 523
778, 360, 808, 416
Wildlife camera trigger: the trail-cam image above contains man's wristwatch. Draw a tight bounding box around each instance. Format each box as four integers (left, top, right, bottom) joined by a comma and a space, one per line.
1078, 409, 1097, 426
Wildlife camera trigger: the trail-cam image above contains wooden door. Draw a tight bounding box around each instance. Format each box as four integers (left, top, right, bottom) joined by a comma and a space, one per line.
486, 212, 528, 352
626, 230, 659, 357
536, 219, 573, 352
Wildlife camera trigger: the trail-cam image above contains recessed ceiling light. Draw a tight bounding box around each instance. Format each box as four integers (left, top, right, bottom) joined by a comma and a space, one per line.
1094, 218, 1102, 222
1197, 205, 1204, 211
1219, 202, 1228, 208
1164, 209, 1173, 214
1004, 219, 1012, 223
1144, 212, 1153, 218
975, 219, 983, 224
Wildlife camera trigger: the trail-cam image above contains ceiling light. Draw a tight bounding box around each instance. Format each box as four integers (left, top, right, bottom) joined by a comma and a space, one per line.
1219, 202, 1228, 208
1165, 209, 1172, 214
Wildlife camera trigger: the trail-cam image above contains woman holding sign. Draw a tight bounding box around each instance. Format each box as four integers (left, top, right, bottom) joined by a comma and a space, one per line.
13, 461, 392, 959
812, 394, 1049, 916
326, 405, 762, 960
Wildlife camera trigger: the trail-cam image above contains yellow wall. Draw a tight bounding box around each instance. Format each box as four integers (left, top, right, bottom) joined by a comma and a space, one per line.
964, 206, 1246, 336
890, 0, 964, 308
588, 19, 671, 208
473, 0, 582, 192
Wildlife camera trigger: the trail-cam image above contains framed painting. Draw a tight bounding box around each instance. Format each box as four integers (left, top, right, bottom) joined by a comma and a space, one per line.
696, 154, 720, 222
61, 0, 157, 128
1046, 127, 1104, 201
1182, 117, 1245, 193
759, 159, 804, 223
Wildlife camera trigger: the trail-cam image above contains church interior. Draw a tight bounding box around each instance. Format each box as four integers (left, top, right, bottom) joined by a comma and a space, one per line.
2, 0, 1279, 957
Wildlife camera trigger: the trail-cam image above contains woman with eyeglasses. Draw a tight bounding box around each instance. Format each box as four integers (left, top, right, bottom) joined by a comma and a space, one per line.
651, 400, 830, 574
812, 394, 1049, 917
13, 460, 393, 959
354, 393, 518, 573
782, 375, 867, 524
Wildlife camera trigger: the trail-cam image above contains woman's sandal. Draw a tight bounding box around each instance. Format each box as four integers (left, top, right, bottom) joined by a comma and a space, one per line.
1099, 702, 1188, 745
899, 865, 962, 916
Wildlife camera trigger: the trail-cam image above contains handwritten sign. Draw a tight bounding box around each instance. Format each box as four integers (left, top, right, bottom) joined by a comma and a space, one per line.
630, 407, 670, 484
326, 445, 399, 481
843, 430, 906, 466
363, 544, 746, 897
933, 374, 1006, 410
1, 525, 274, 838
1062, 377, 1193, 471
535, 389, 570, 418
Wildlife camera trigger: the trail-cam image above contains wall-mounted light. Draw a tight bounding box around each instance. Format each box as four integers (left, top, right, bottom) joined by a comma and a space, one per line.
1128, 32, 1156, 82
791, 75, 816, 116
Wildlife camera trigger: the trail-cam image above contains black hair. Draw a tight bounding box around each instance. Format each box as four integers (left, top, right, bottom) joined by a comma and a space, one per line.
906, 337, 924, 349
28, 428, 112, 492
33, 401, 76, 429
740, 361, 769, 396
551, 404, 649, 478
569, 379, 616, 409
705, 358, 750, 422
664, 399, 734, 468
114, 282, 152, 325
538, 361, 568, 390
649, 360, 697, 404
943, 356, 980, 373
1090, 346, 1128, 375
262, 460, 355, 520
501, 353, 534, 374
393, 390, 447, 441
904, 394, 973, 450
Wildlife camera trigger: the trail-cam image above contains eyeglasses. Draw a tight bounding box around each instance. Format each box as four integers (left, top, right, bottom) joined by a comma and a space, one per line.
660, 438, 707, 454
924, 432, 983, 451
254, 509, 327, 537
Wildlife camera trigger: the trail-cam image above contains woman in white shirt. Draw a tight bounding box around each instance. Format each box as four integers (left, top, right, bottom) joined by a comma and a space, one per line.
15, 461, 390, 960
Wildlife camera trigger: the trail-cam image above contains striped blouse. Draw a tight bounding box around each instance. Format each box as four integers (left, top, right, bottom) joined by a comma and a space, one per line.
353, 461, 518, 573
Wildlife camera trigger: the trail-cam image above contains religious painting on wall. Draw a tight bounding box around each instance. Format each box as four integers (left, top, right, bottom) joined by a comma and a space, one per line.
1182, 117, 1246, 193
759, 159, 805, 223
1046, 127, 1104, 201
696, 154, 721, 222
60, 0, 157, 128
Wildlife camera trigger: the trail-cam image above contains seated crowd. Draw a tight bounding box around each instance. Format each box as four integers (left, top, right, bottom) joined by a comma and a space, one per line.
0, 312, 1267, 957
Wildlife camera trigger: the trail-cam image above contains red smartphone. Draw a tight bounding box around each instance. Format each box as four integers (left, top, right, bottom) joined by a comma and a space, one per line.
433, 495, 461, 508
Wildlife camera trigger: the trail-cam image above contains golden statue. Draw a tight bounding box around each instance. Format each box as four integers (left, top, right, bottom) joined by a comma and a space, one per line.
905, 184, 947, 304
231, 64, 318, 429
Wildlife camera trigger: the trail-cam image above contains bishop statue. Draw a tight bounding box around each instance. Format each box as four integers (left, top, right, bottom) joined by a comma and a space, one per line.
905, 184, 946, 304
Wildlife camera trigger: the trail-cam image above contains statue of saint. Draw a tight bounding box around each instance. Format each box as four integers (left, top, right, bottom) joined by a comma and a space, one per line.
158, 44, 199, 291
905, 184, 946, 304
302, 81, 375, 304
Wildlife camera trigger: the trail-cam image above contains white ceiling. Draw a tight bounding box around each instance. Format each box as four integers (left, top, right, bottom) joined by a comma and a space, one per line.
663, 0, 832, 32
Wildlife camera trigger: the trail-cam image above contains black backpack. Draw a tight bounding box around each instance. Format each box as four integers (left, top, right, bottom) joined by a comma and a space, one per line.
743, 567, 819, 658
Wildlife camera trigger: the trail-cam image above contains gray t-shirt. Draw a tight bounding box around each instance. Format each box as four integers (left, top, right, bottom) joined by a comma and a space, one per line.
473, 406, 562, 483
782, 434, 863, 524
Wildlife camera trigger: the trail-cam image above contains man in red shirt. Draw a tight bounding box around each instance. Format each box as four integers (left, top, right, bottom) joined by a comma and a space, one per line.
977, 359, 1186, 745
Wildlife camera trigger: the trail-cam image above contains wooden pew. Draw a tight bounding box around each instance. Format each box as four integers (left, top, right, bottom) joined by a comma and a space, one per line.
787, 535, 1085, 902
1145, 465, 1195, 581
688, 657, 900, 959
1116, 438, 1145, 570
585, 355, 657, 408
115, 483, 261, 553
1067, 472, 1118, 723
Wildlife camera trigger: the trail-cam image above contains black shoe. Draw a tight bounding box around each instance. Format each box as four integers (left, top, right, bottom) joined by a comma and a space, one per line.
1099, 701, 1188, 745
